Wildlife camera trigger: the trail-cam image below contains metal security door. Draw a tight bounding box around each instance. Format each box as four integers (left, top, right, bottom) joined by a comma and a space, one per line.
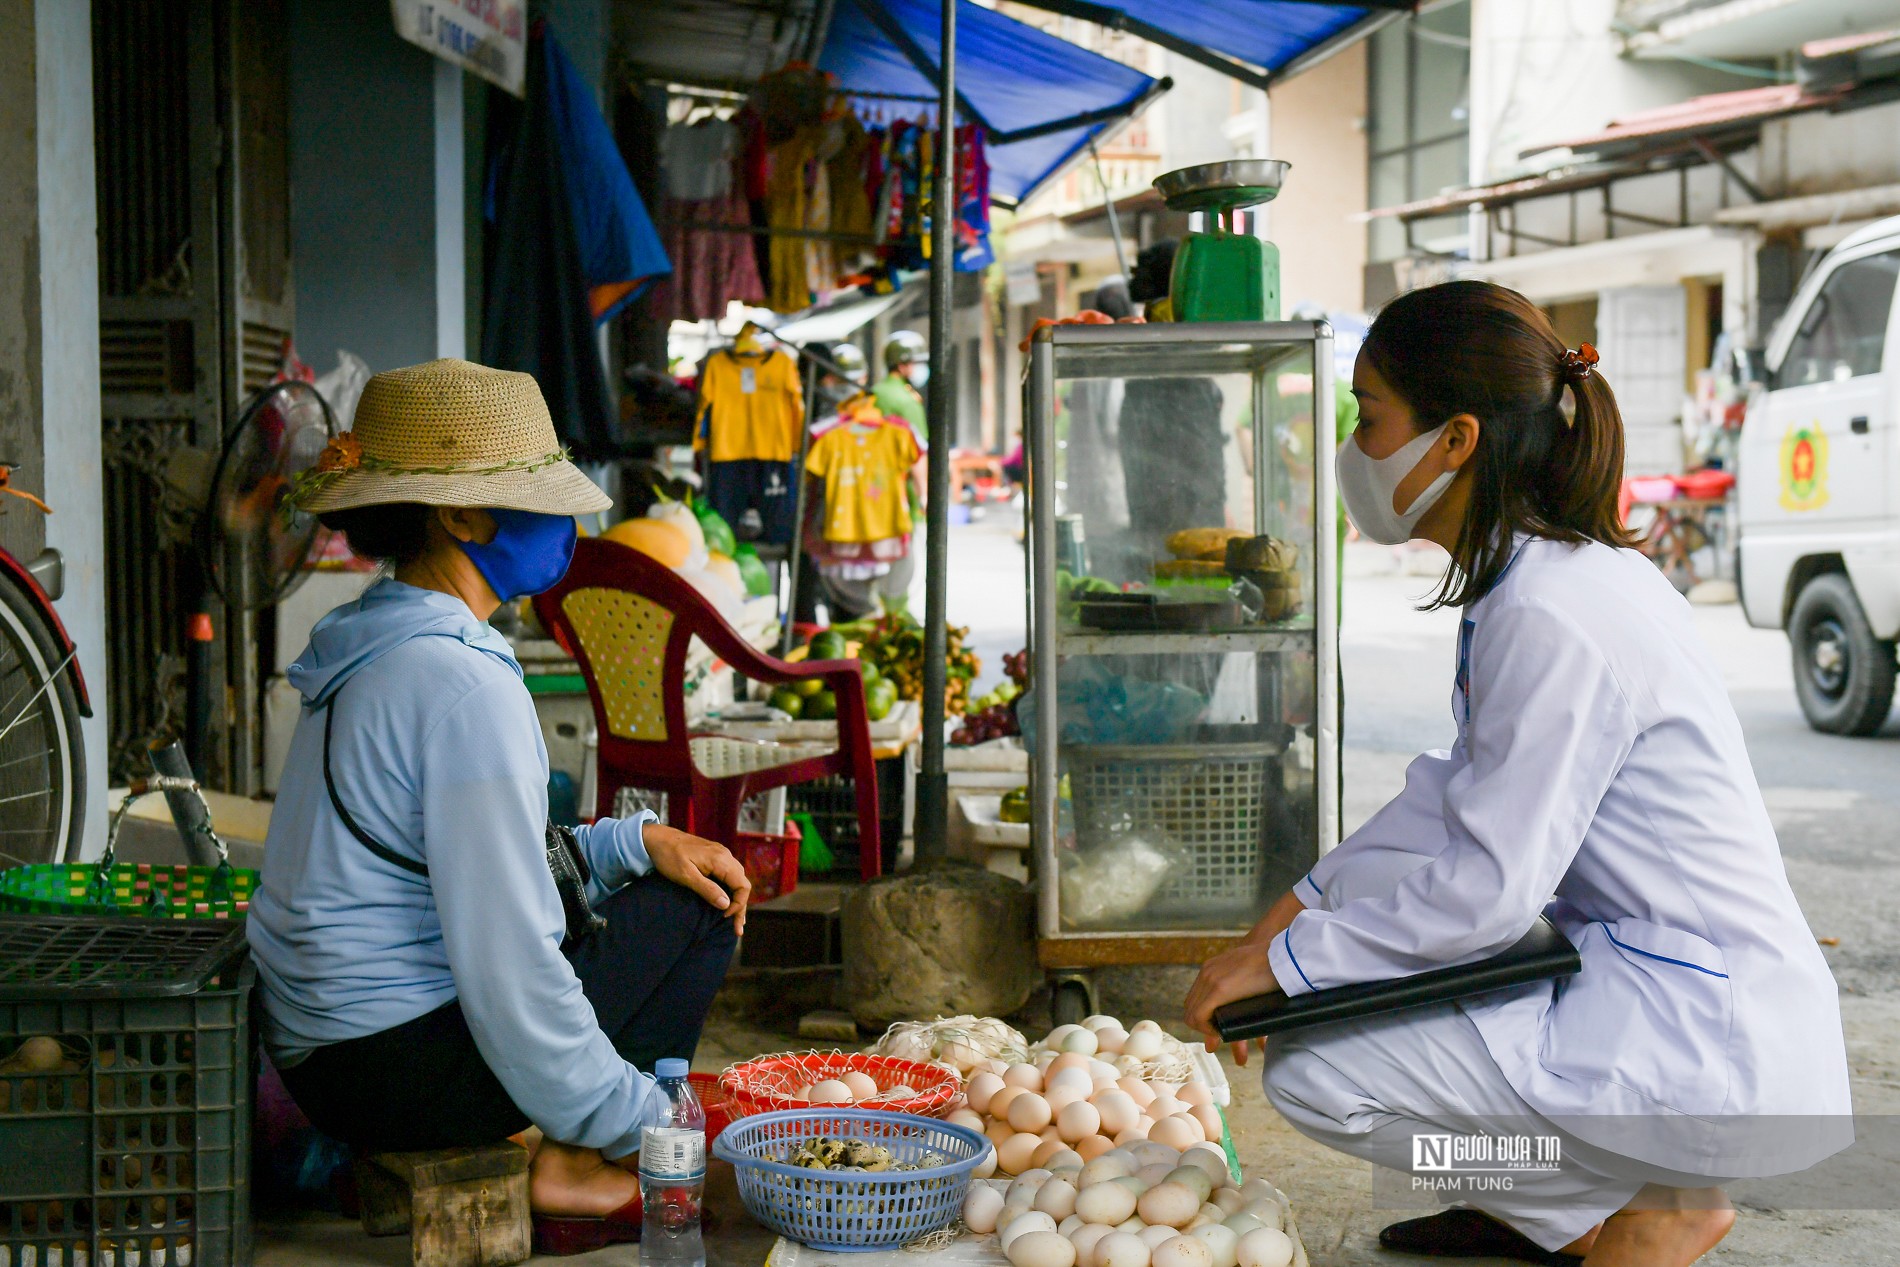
93, 0, 291, 792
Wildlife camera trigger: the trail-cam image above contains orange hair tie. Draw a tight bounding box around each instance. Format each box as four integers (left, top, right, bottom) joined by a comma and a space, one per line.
1560, 342, 1600, 383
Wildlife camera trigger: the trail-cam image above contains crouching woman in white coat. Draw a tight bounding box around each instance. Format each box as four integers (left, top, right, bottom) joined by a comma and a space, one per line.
1185, 281, 1851, 1267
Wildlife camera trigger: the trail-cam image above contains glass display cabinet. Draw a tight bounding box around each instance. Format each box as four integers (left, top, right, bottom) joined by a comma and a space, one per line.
1023, 321, 1339, 1018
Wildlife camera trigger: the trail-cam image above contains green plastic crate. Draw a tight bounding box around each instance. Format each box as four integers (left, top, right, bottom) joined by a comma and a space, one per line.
0, 862, 257, 920
0, 915, 254, 1267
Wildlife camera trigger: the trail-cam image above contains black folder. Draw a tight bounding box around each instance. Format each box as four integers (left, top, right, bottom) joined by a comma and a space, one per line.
1212, 916, 1581, 1041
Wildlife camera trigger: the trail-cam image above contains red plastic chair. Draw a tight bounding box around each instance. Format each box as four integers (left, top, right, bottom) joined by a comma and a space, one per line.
534, 538, 882, 880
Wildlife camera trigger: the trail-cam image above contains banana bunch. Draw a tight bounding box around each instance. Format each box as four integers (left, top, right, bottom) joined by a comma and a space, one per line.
860, 617, 981, 714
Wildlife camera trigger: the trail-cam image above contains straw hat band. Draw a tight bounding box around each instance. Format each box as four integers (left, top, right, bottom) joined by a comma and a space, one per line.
289, 358, 612, 516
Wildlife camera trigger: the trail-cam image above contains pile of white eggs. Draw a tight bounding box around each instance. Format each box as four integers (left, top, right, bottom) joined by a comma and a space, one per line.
962, 1138, 1295, 1267
941, 1020, 1224, 1176
792, 1069, 918, 1105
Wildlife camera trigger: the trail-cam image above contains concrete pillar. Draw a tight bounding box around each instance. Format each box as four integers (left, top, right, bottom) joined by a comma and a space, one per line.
435, 60, 467, 361
34, 0, 107, 857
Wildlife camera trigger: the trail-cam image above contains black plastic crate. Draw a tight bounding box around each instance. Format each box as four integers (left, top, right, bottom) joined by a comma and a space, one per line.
0, 915, 253, 1267
785, 755, 907, 874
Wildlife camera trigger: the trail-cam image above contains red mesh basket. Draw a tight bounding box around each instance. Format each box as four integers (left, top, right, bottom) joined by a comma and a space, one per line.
689, 1071, 735, 1145
718, 1051, 960, 1118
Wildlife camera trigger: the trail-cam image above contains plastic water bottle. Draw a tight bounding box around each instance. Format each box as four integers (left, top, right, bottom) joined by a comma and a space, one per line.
640, 1058, 707, 1266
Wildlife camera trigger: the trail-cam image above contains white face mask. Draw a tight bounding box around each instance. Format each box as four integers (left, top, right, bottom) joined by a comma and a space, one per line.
1334, 422, 1455, 545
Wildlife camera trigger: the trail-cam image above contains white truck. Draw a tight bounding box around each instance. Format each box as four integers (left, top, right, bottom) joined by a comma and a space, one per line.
1738, 216, 1900, 734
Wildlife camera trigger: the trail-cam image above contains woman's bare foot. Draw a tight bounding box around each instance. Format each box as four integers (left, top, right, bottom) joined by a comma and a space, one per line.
1582, 1187, 1734, 1266
528, 1140, 639, 1217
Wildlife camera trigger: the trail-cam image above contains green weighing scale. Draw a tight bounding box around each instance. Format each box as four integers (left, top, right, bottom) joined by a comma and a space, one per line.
1153, 159, 1290, 323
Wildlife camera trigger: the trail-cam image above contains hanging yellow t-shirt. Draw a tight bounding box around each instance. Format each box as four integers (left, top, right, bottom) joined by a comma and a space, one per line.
695, 348, 805, 463
806, 419, 922, 544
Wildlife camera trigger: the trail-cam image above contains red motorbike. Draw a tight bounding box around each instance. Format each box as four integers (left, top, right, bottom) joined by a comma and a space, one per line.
0, 466, 93, 868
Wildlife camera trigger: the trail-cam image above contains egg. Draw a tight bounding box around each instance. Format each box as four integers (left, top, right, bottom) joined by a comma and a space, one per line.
885, 1083, 916, 1099
1043, 1147, 1086, 1173
1095, 1232, 1152, 1267
1056, 1099, 1101, 1143
1177, 1082, 1212, 1108
1008, 1170, 1053, 1204
1034, 1178, 1078, 1221
1047, 1083, 1088, 1113
1000, 1133, 1044, 1175
989, 1058, 1013, 1076
1059, 1215, 1086, 1238
1113, 1123, 1151, 1145
807, 1079, 852, 1104
942, 1039, 984, 1072
1083, 1014, 1122, 1031
1008, 1091, 1054, 1133
999, 1201, 1035, 1238
1131, 1019, 1163, 1034
1110, 1175, 1150, 1200
973, 1145, 999, 1180
1209, 1188, 1245, 1216
1147, 1094, 1184, 1121
991, 1084, 1028, 1120
1076, 1134, 1117, 1161
1033, 1137, 1078, 1169
1130, 1141, 1181, 1169
1136, 1181, 1201, 1229
1151, 1117, 1199, 1152
1074, 1179, 1138, 1225
1153, 1237, 1212, 1267
1002, 1211, 1059, 1252
1118, 1076, 1157, 1107
1115, 1055, 1145, 1076
1241, 1203, 1285, 1232
1011, 1230, 1078, 1267
1164, 1166, 1213, 1203
1040, 1125, 1064, 1144
990, 1118, 1021, 1148
1135, 1162, 1176, 1189
965, 1183, 1006, 1233
1234, 1228, 1293, 1267
1071, 1223, 1116, 1267
949, 1108, 987, 1132
1089, 1089, 1138, 1135
1190, 1224, 1240, 1267
1122, 1030, 1163, 1061
1190, 1105, 1223, 1142
1093, 1026, 1130, 1055
1079, 1151, 1136, 1185
1049, 1064, 1095, 1093
1176, 1149, 1227, 1188
1046, 1024, 1084, 1046
1060, 1028, 1100, 1056
969, 1071, 1007, 1114
1236, 1179, 1278, 1209
1006, 1062, 1047, 1092
1219, 1215, 1263, 1240
1138, 1225, 1181, 1251
840, 1070, 878, 1100
1048, 1052, 1094, 1078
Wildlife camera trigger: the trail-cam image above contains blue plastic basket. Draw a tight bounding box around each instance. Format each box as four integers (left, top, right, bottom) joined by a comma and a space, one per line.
711, 1109, 990, 1251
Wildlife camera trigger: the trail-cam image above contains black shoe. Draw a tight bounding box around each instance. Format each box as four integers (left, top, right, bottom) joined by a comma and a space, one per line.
1379, 1210, 1584, 1265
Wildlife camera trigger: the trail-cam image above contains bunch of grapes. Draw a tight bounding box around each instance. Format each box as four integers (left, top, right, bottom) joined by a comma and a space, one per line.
951, 702, 1018, 746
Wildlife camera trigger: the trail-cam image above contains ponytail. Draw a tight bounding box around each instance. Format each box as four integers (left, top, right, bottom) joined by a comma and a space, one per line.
1362, 282, 1641, 609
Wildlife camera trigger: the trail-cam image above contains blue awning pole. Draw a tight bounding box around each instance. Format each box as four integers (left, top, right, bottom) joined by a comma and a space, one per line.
917, 0, 957, 865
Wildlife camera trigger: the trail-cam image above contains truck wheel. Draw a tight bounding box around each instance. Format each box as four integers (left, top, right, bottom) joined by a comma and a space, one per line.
1789, 574, 1897, 736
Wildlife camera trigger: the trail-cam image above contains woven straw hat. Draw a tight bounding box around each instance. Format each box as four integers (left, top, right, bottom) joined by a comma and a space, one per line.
290, 359, 612, 516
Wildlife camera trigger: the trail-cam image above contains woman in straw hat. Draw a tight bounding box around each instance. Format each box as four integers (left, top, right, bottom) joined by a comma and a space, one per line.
247, 360, 748, 1250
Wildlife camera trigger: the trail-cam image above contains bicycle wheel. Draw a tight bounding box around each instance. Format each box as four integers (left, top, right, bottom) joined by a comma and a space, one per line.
0, 573, 85, 866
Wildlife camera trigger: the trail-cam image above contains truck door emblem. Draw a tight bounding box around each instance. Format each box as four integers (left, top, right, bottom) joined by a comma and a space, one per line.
1779, 423, 1830, 512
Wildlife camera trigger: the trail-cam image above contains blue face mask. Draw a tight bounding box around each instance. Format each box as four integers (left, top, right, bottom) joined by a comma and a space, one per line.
457, 508, 578, 603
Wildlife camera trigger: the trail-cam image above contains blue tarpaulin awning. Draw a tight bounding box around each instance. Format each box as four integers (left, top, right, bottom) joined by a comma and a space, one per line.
1001, 1, 1410, 90
818, 0, 1165, 206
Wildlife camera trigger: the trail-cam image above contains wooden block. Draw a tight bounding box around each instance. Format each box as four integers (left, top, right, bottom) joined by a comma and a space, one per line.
357, 1143, 531, 1267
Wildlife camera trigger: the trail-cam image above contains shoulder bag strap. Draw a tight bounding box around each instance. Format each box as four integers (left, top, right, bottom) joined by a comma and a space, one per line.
321, 694, 431, 878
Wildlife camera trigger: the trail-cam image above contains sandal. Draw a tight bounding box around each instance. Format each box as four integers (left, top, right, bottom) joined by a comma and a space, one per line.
1378, 1210, 1583, 1265
531, 1193, 643, 1256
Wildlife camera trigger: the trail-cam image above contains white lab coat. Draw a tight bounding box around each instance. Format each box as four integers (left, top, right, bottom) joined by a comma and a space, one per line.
1266, 536, 1852, 1178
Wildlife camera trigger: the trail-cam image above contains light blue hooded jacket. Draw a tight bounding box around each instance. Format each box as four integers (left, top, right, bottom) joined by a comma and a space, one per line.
247, 579, 661, 1158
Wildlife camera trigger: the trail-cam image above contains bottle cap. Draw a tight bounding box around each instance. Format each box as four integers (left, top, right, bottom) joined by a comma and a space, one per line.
655, 1057, 690, 1080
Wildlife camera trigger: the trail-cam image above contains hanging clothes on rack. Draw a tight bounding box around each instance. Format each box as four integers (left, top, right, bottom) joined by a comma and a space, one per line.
801, 398, 922, 619
696, 332, 805, 545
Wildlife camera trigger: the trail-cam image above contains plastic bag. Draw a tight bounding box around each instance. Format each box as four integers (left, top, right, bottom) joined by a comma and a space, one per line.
1018, 659, 1206, 748
1058, 833, 1177, 928
733, 543, 772, 596
692, 496, 738, 556
311, 351, 371, 429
